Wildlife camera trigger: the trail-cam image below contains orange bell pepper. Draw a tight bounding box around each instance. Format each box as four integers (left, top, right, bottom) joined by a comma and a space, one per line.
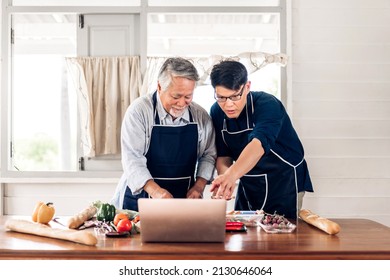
32, 202, 55, 224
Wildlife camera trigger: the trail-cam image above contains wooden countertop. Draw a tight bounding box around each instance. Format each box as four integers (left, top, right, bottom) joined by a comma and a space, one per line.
1, 216, 389, 260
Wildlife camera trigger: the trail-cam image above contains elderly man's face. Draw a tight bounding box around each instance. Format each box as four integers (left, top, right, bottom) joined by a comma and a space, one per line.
158, 76, 195, 119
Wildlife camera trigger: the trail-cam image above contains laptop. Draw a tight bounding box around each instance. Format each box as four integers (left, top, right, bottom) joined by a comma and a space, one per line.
138, 198, 227, 243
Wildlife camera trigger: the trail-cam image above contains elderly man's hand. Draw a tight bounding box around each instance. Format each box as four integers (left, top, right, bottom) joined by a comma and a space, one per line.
187, 186, 204, 199
150, 186, 173, 199
187, 177, 207, 199
144, 181, 173, 199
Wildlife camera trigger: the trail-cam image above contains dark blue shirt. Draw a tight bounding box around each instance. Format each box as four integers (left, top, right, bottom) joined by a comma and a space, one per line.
210, 91, 313, 193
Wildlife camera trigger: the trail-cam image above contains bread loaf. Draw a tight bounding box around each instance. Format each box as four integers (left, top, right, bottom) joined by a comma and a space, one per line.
5, 219, 98, 246
67, 205, 97, 229
299, 209, 340, 235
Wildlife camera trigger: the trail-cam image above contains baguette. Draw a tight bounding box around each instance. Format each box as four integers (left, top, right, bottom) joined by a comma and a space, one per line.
299, 209, 340, 235
67, 205, 97, 229
5, 219, 98, 246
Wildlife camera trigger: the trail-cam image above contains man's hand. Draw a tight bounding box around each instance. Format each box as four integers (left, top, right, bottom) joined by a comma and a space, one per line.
144, 180, 173, 199
150, 186, 173, 198
187, 177, 207, 199
187, 186, 203, 198
210, 172, 236, 200
211, 139, 264, 200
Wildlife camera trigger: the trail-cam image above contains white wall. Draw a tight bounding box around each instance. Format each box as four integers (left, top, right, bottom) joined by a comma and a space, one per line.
3, 181, 117, 216
292, 0, 390, 226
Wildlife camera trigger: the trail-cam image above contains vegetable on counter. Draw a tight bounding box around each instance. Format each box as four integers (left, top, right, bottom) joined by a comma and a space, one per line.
81, 202, 138, 237
32, 202, 44, 222
116, 219, 132, 233
116, 209, 139, 220
226, 221, 247, 232
96, 203, 116, 222
67, 204, 98, 229
113, 213, 129, 226
32, 202, 55, 224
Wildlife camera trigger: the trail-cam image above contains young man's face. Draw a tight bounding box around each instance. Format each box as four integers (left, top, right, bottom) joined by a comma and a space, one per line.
158, 76, 195, 119
214, 81, 250, 119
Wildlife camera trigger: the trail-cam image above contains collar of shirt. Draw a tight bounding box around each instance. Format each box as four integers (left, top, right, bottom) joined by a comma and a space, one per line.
156, 93, 191, 125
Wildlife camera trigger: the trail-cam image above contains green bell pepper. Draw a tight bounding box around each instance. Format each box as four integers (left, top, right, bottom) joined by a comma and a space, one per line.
96, 203, 116, 222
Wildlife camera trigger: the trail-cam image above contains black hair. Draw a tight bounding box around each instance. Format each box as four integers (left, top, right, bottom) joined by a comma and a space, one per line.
210, 60, 248, 91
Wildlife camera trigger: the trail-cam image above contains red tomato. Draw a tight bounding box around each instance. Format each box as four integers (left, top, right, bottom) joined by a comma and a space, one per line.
116, 219, 132, 233
114, 213, 129, 226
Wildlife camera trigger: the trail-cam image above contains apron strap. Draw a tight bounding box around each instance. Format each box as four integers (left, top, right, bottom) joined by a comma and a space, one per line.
152, 91, 160, 125
247, 92, 254, 128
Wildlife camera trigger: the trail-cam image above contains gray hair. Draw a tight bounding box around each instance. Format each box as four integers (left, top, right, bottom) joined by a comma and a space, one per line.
158, 57, 199, 91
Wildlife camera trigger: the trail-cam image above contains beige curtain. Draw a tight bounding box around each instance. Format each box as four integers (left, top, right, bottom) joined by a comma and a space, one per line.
66, 56, 142, 157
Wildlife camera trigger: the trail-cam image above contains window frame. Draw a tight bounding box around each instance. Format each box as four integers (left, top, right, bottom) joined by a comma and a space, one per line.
0, 0, 287, 179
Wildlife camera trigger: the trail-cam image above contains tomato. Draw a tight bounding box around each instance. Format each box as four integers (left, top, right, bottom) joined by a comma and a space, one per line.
113, 213, 129, 226
116, 219, 132, 233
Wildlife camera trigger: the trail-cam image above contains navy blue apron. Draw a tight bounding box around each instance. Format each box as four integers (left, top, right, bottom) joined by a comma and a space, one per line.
122, 92, 198, 211
221, 94, 299, 218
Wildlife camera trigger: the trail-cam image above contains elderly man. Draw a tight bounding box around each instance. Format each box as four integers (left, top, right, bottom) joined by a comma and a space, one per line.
112, 57, 216, 211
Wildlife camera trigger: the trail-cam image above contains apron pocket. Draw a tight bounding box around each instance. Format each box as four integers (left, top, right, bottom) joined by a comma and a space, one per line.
239, 174, 268, 211
241, 173, 297, 218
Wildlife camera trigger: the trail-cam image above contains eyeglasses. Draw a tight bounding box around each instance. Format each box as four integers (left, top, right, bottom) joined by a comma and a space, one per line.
214, 85, 245, 103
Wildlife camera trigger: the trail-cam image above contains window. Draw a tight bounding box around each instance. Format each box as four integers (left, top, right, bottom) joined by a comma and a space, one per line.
11, 14, 78, 171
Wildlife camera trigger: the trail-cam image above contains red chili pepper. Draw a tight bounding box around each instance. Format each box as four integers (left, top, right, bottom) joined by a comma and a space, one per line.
226, 221, 245, 226
226, 221, 247, 232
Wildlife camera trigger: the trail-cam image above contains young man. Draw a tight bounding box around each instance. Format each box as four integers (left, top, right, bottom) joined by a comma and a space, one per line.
209, 60, 313, 218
